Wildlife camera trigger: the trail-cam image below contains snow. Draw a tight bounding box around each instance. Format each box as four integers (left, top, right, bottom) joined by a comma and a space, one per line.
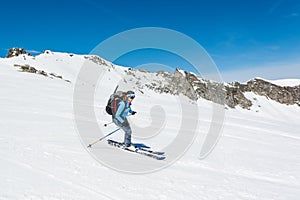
269, 79, 300, 87
1, 52, 300, 199
250, 77, 300, 87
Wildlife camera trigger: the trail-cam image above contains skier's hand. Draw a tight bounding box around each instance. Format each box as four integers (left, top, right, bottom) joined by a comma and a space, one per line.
131, 111, 137, 115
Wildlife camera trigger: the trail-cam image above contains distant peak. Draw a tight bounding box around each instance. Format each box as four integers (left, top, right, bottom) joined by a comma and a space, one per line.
6, 47, 31, 58
43, 50, 53, 54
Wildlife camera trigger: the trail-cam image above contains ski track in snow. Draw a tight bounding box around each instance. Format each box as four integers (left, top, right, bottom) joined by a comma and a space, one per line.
1, 53, 300, 199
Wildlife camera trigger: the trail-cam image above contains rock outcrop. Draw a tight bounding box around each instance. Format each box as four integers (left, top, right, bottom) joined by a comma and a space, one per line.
6, 48, 31, 58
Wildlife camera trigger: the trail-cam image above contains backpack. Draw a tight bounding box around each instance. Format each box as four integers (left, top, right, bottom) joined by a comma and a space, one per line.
105, 91, 124, 116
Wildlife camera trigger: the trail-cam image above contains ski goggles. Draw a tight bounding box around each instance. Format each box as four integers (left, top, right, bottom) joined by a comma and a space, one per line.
127, 93, 135, 99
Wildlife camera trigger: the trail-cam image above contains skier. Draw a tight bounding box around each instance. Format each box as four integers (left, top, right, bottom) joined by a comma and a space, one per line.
112, 90, 137, 147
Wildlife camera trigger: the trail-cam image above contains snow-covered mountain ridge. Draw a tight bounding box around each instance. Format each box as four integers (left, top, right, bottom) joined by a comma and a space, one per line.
3, 48, 300, 110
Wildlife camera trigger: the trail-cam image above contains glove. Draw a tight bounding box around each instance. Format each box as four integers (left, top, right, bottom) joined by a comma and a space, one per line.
131, 111, 137, 115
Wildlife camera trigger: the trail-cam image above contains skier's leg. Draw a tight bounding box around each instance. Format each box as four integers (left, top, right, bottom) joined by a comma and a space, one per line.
113, 118, 132, 146
122, 125, 132, 147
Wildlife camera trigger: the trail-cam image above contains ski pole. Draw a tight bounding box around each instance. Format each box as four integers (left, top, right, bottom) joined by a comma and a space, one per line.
87, 128, 121, 148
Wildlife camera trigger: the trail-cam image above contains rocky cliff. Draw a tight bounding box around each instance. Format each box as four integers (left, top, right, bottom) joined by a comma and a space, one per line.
124, 68, 300, 109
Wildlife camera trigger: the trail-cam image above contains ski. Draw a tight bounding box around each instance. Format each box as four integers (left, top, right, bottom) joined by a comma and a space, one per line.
107, 139, 166, 160
108, 139, 164, 155
132, 145, 165, 155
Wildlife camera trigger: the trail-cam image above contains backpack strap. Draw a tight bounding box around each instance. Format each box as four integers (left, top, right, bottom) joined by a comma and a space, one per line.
113, 98, 118, 114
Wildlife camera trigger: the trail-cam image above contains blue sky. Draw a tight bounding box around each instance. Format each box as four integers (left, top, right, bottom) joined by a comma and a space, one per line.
1, 0, 300, 82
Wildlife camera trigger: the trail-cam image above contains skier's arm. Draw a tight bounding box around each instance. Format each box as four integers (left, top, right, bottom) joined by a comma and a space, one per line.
128, 105, 136, 115
115, 101, 125, 124
127, 104, 137, 115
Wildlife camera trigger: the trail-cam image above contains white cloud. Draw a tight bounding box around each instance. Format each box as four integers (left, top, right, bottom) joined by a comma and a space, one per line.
285, 13, 299, 18
26, 49, 41, 54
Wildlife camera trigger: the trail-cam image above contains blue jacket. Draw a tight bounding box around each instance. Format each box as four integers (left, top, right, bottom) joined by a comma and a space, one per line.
114, 100, 133, 124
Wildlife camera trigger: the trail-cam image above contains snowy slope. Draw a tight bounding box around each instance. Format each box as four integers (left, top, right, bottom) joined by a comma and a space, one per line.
0, 52, 300, 199
249, 77, 300, 87
269, 79, 300, 87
